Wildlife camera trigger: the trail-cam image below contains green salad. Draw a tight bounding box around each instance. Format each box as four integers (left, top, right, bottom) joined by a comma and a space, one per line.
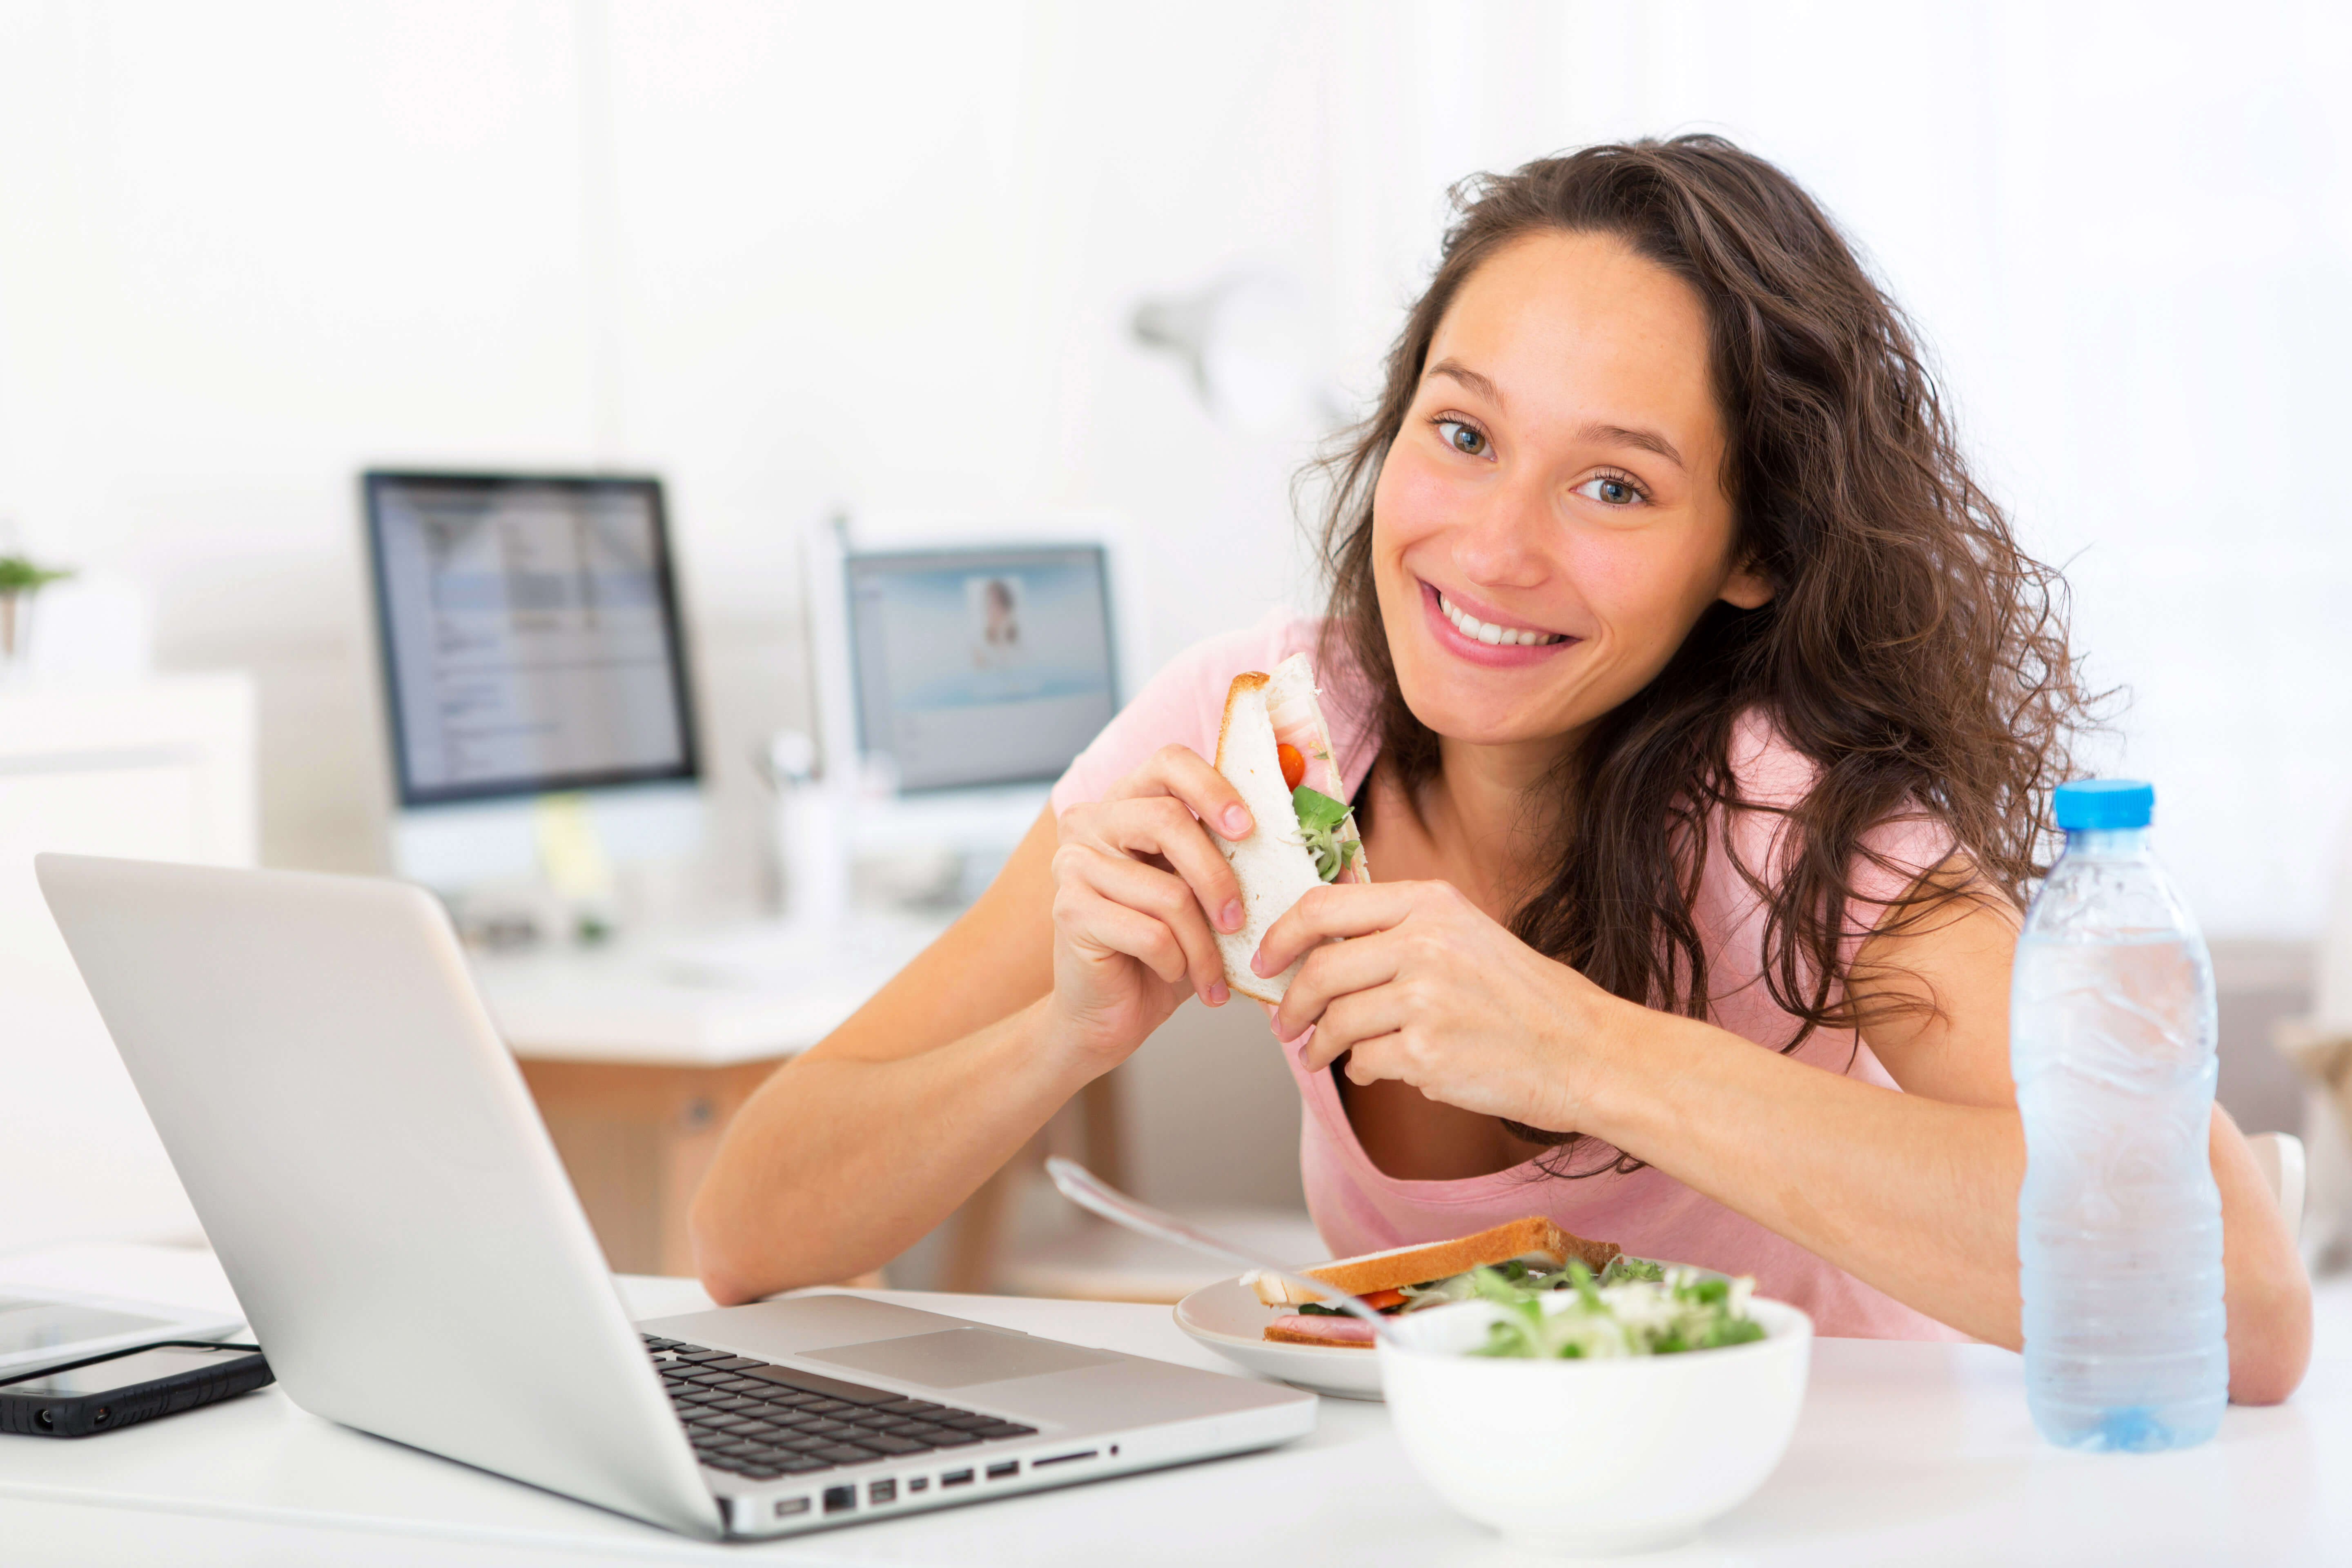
1291, 785, 1359, 882
1286, 1253, 1764, 1358
1459, 1258, 1766, 1359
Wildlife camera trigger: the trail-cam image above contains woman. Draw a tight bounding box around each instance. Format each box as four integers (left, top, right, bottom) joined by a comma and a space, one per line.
693, 138, 2310, 1398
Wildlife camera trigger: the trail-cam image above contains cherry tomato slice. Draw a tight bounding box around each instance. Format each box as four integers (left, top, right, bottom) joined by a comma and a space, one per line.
1277, 742, 1306, 791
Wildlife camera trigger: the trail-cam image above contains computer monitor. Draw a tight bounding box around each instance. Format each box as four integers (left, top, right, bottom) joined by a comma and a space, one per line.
779, 521, 1129, 927
841, 545, 1119, 793
364, 472, 699, 803
361, 471, 703, 889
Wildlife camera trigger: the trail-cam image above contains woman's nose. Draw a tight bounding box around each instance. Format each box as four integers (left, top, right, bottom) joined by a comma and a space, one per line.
1452, 477, 1552, 589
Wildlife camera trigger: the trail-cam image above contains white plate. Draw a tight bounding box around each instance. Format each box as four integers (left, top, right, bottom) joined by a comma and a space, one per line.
1173, 1275, 1386, 1400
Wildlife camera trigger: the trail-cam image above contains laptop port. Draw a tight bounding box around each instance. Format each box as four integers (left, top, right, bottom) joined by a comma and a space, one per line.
773, 1497, 810, 1519
869, 1479, 897, 1505
941, 1469, 974, 1488
822, 1485, 857, 1515
986, 1461, 1020, 1481
1031, 1450, 1096, 1468
908, 1476, 930, 1492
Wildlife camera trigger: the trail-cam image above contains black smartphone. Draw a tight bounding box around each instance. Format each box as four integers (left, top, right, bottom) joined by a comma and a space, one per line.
0, 1341, 272, 1438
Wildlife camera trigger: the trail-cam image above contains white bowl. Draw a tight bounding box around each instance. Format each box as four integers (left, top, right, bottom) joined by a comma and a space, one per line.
1376, 1294, 1812, 1555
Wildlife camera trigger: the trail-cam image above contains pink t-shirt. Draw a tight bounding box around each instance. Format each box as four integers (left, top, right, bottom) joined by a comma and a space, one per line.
1052, 614, 1966, 1340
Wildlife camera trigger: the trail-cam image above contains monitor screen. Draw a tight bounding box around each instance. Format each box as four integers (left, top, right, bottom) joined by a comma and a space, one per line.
363, 472, 699, 805
845, 546, 1118, 792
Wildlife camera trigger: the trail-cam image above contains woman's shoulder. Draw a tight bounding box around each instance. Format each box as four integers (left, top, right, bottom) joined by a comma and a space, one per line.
1050, 611, 1348, 812
1172, 612, 1330, 690
1708, 704, 1959, 942
1722, 706, 1820, 813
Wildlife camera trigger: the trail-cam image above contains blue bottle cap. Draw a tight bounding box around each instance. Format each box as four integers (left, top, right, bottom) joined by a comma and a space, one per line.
2054, 778, 2154, 830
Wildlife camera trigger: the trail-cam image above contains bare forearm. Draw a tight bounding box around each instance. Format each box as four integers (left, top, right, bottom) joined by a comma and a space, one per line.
690, 997, 1089, 1303
1585, 1013, 2310, 1400
1588, 1013, 2025, 1343
2210, 1106, 2313, 1403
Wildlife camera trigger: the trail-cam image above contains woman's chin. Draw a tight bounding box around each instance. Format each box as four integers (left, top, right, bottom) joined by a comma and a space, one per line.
1396, 671, 1585, 752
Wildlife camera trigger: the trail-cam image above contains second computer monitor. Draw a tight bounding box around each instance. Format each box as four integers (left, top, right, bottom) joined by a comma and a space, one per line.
364, 471, 699, 806
842, 545, 1118, 793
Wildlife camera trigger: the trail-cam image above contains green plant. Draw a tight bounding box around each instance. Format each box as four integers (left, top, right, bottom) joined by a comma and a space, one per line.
0, 555, 72, 661
0, 555, 72, 594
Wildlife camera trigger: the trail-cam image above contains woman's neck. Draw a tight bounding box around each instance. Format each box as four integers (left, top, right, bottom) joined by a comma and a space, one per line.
1412, 731, 1577, 912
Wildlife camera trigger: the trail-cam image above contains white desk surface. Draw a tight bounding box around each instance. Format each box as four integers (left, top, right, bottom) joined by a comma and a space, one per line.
472, 914, 949, 1067
2, 1243, 2348, 1568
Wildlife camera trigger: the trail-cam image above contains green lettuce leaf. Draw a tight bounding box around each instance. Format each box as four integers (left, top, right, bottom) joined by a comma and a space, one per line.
1292, 786, 1359, 883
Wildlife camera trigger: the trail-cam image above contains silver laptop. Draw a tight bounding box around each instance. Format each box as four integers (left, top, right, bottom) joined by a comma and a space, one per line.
37, 854, 1314, 1539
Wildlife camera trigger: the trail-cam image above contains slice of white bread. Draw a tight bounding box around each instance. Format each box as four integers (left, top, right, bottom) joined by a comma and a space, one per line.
1243, 1216, 1621, 1306
1209, 655, 1365, 1004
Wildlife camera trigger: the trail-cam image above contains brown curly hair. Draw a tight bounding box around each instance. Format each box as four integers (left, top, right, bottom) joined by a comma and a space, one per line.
1312, 136, 2090, 1173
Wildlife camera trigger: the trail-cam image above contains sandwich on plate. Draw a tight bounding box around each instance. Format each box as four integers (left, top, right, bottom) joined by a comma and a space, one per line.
1211, 653, 1370, 1004
1246, 1217, 1623, 1348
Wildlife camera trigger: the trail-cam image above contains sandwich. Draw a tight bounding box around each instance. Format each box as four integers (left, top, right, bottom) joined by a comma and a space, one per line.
1211, 653, 1370, 1004
1247, 1216, 1624, 1348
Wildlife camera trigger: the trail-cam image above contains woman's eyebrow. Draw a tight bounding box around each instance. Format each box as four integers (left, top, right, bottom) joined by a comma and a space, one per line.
1423, 358, 1503, 407
1579, 420, 1686, 472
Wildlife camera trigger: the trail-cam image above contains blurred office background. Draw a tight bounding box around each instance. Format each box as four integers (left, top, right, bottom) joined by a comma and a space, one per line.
3, 1, 2349, 1278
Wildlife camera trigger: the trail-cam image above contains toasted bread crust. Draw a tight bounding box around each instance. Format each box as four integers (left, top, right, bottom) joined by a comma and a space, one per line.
1211, 669, 1271, 777
1248, 1216, 1621, 1305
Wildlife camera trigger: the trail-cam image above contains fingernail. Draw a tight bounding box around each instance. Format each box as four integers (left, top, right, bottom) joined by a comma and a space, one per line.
1221, 900, 1243, 932
1250, 949, 1269, 976
1208, 980, 1228, 1006
1224, 807, 1251, 835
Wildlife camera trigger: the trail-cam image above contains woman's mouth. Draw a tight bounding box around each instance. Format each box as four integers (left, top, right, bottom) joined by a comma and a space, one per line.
1437, 590, 1566, 646
1420, 580, 1575, 666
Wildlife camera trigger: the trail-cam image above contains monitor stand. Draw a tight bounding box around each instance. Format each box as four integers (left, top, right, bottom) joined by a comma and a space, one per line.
391, 783, 705, 902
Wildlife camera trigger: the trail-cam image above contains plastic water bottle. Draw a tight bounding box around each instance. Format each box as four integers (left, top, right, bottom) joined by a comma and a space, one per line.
2012, 778, 2226, 1451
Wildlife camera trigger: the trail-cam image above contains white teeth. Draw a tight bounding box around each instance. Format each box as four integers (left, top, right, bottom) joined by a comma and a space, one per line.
1438, 591, 1564, 648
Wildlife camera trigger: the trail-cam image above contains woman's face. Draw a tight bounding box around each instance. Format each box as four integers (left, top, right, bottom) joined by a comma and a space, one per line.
1370, 230, 1770, 757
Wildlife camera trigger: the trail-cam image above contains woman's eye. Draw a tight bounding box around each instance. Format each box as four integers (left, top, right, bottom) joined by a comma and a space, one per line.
1436, 419, 1488, 458
1576, 475, 1643, 506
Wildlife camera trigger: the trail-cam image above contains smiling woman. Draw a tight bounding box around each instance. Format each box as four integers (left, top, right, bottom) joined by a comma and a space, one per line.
689, 138, 2310, 1404
1314, 145, 2051, 1161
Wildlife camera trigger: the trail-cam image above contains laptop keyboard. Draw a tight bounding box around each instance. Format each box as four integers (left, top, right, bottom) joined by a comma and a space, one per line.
644, 1336, 1038, 1481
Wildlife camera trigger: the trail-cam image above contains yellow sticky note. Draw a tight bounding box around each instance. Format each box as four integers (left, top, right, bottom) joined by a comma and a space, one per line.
533, 793, 614, 900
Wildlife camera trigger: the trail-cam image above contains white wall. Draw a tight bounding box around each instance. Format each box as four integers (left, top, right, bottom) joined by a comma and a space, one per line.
1537, 0, 2352, 939
2, 0, 2345, 936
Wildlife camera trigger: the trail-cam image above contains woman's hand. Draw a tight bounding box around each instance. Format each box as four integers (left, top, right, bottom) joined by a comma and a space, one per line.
1045, 744, 1254, 1074
1259, 879, 1635, 1132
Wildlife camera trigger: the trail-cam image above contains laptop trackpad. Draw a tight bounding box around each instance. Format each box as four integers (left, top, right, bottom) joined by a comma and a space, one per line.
802, 1327, 1120, 1389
